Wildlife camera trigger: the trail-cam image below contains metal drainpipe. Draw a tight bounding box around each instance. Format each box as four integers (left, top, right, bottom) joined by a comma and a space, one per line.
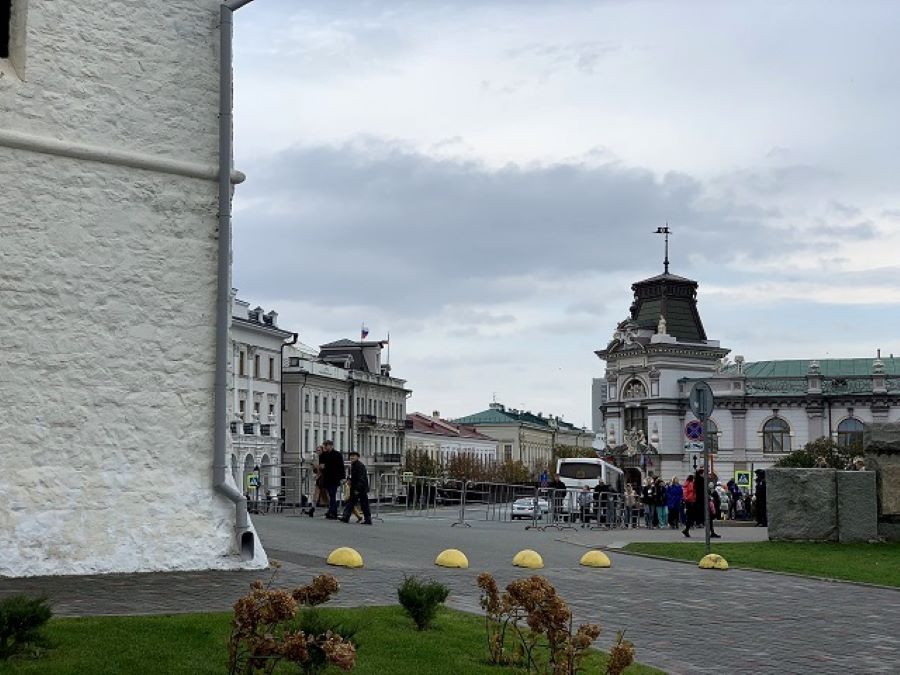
215, 0, 258, 560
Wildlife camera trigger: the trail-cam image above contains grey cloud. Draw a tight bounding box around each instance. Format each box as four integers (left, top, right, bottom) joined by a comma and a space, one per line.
503, 40, 619, 77
813, 221, 879, 241
232, 139, 845, 316
565, 300, 606, 316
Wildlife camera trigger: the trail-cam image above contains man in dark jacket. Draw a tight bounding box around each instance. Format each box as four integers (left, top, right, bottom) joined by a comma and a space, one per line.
340, 451, 372, 525
755, 469, 767, 526
319, 440, 345, 519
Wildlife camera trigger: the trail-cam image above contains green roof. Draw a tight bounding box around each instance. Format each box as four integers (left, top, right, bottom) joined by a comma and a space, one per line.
452, 409, 519, 425
732, 358, 900, 377
630, 273, 707, 342
453, 407, 584, 432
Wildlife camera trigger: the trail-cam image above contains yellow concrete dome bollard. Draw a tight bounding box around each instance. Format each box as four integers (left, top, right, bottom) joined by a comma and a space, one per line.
327, 547, 364, 568
698, 553, 729, 570
435, 548, 469, 569
512, 549, 544, 569
579, 550, 612, 568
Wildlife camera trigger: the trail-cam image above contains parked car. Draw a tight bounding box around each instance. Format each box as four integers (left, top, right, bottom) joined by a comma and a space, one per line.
511, 497, 550, 520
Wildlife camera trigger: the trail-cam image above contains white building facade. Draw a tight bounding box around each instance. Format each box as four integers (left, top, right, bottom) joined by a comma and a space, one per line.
597, 271, 900, 486
230, 293, 294, 500
283, 339, 409, 498
282, 342, 351, 500
0, 1, 264, 576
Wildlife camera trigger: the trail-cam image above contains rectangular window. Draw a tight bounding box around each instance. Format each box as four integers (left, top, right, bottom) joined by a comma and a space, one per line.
239, 351, 245, 376
304, 394, 310, 413
623, 407, 648, 438
268, 403, 275, 416
314, 430, 319, 447
314, 395, 319, 413
340, 431, 345, 448
269, 357, 275, 380
340, 399, 345, 416
254, 401, 260, 415
323, 397, 328, 415
1, 1, 10, 59
254, 354, 260, 377
504, 444, 513, 462
332, 397, 336, 416
239, 400, 245, 416
304, 429, 310, 452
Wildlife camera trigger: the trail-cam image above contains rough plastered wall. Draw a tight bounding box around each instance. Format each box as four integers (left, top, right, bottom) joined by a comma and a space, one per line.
0, 0, 267, 576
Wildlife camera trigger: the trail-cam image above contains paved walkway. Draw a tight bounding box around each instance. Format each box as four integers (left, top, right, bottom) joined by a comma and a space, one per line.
1, 514, 897, 674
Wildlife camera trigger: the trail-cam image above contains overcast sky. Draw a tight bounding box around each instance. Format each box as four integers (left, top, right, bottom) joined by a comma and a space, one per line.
230, 0, 900, 429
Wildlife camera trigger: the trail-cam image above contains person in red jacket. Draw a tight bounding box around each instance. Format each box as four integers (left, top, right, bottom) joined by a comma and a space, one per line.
681, 474, 696, 537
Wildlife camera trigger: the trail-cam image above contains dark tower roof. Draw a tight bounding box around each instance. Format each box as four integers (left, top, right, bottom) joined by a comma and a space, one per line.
629, 272, 707, 341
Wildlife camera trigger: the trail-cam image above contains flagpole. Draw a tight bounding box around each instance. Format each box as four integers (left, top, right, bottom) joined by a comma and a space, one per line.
387, 331, 390, 365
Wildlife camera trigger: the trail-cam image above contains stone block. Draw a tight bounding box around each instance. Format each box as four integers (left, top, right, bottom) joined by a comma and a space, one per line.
767, 469, 837, 541
879, 465, 900, 516
837, 471, 878, 542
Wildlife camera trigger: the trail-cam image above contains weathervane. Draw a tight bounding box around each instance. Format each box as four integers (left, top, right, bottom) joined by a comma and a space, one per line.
654, 224, 671, 274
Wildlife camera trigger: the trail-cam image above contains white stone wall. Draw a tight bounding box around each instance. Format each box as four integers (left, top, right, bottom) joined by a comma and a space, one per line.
0, 1, 266, 576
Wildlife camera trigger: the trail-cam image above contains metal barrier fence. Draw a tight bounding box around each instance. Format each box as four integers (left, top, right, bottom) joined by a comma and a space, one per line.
243, 467, 644, 531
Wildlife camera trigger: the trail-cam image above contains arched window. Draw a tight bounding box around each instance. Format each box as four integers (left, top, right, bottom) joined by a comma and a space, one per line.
837, 418, 865, 452
705, 418, 719, 453
763, 418, 791, 453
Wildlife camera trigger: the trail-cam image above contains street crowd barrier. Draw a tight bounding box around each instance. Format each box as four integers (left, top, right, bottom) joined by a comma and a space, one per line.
246, 467, 643, 532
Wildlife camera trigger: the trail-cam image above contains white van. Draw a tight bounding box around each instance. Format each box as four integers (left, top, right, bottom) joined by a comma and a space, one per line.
554, 458, 625, 515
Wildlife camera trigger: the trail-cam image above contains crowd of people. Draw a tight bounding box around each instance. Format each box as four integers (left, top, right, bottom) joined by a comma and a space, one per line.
549, 468, 770, 533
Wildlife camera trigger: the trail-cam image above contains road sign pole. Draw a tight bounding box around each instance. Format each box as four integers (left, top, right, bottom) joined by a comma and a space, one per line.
703, 422, 711, 554
689, 380, 715, 556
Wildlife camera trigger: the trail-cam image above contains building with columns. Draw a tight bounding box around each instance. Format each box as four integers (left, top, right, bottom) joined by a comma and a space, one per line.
596, 270, 900, 486
229, 293, 295, 498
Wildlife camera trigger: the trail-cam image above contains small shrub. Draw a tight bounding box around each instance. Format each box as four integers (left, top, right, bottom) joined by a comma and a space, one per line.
0, 595, 52, 660
291, 608, 359, 674
397, 576, 449, 630
227, 570, 356, 674
477, 573, 616, 674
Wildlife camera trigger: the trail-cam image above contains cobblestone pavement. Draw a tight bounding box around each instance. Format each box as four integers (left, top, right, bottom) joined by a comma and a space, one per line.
1, 513, 897, 674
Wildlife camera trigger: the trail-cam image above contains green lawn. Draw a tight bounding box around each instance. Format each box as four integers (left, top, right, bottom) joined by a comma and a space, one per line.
0, 606, 661, 675
623, 541, 900, 587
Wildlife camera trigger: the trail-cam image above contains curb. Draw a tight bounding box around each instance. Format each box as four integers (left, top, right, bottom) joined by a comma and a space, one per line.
606, 547, 900, 592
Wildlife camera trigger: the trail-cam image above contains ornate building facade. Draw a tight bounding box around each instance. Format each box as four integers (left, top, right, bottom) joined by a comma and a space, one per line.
596, 271, 900, 486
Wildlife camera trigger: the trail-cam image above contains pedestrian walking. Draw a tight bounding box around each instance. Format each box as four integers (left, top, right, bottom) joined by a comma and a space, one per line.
578, 485, 593, 524
339, 451, 372, 525
666, 477, 683, 529
653, 477, 667, 528
755, 469, 768, 527
319, 439, 345, 520
623, 483, 638, 528
641, 478, 656, 528
594, 479, 611, 526
342, 480, 364, 522
306, 446, 326, 517
726, 479, 740, 520
682, 474, 696, 537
